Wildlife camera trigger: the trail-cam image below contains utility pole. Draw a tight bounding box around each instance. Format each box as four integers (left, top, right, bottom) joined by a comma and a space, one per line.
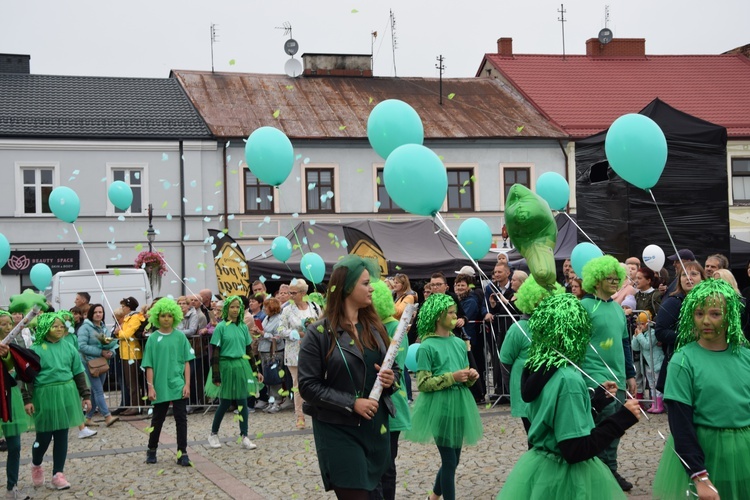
210, 23, 218, 73
436, 55, 445, 105
558, 4, 567, 60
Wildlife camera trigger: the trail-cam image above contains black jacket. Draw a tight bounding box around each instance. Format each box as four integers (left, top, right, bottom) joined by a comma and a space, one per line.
298, 319, 398, 426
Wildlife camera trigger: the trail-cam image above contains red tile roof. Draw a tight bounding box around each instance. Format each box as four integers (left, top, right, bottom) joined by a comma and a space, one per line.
479, 53, 750, 138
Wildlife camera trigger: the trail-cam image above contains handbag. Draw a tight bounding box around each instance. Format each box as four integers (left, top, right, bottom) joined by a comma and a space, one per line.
262, 345, 283, 386
87, 356, 110, 377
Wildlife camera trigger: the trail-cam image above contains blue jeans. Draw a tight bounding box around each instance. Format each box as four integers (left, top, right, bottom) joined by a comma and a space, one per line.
85, 364, 111, 418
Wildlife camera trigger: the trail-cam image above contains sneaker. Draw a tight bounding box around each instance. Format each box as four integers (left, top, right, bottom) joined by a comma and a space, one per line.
264, 403, 280, 414
30, 464, 44, 487
5, 486, 30, 499
0, 439, 7, 452
248, 407, 256, 414
207, 433, 222, 449
612, 471, 633, 491
78, 427, 97, 439
241, 436, 257, 450
145, 449, 157, 464
176, 454, 191, 467
50, 472, 70, 490
254, 400, 268, 410
279, 398, 293, 411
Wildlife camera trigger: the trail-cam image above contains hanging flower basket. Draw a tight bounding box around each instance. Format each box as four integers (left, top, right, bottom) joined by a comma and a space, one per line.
134, 251, 168, 292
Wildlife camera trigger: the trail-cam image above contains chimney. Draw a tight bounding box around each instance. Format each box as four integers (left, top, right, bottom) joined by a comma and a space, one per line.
497, 38, 513, 57
585, 38, 646, 58
0, 54, 31, 74
301, 53, 373, 77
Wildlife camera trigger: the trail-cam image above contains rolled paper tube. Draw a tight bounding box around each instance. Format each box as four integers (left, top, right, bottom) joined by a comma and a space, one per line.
369, 303, 419, 401
1, 305, 42, 345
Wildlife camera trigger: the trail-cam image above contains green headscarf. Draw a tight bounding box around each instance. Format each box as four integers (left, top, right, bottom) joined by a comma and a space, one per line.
332, 255, 381, 297
221, 295, 245, 324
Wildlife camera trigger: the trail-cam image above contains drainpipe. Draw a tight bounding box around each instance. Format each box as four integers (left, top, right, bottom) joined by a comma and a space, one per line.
557, 139, 570, 213
223, 140, 229, 230
179, 140, 186, 295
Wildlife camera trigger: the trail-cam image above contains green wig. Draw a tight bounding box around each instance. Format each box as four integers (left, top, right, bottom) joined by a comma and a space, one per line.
526, 293, 592, 371
33, 312, 66, 345
148, 297, 184, 328
676, 278, 747, 353
514, 275, 565, 315
417, 293, 455, 339
221, 295, 245, 324
332, 255, 381, 297
0, 310, 11, 322
582, 255, 625, 294
371, 280, 396, 321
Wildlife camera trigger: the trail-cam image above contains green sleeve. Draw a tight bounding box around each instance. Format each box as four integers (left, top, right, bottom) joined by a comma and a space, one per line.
1, 352, 13, 372
416, 370, 455, 392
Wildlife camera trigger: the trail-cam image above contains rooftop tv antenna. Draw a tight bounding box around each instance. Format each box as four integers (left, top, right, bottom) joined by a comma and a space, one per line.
598, 5, 614, 45
210, 23, 219, 73
275, 21, 293, 39
557, 4, 567, 60
436, 55, 445, 105
277, 22, 301, 78
390, 10, 398, 77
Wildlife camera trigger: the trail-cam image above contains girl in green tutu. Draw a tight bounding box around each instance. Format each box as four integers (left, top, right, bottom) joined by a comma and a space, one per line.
653, 279, 750, 500
497, 294, 640, 500
23, 312, 91, 491
206, 296, 263, 450
405, 293, 483, 500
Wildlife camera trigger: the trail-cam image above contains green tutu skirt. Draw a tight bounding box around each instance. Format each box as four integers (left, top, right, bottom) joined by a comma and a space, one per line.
653, 426, 750, 499
1, 385, 31, 437
204, 358, 263, 400
404, 384, 483, 448
32, 380, 84, 432
498, 449, 625, 500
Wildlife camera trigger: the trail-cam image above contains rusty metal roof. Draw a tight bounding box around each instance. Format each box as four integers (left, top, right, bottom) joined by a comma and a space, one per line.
171, 70, 567, 140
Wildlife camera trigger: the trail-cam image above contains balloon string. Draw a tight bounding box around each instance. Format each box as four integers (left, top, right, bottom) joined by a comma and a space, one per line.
162, 259, 199, 298
71, 224, 120, 329
0, 275, 6, 309
559, 211, 596, 246
647, 189, 691, 285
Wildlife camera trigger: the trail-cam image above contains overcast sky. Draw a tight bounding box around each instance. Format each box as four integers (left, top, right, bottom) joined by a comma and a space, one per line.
2, 1, 748, 79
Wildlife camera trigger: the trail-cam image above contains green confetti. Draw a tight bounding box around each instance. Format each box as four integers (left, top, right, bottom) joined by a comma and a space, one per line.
161, 201, 168, 208
338, 125, 347, 131
459, 188, 466, 194
256, 431, 264, 438
380, 424, 387, 434
462, 179, 470, 186
197, 262, 206, 270
368, 97, 373, 104
330, 285, 336, 292
295, 461, 302, 467
316, 325, 325, 333
113, 268, 121, 276
356, 168, 364, 173
234, 414, 244, 422
315, 485, 320, 491
285, 85, 294, 90
308, 228, 314, 234
312, 243, 320, 249
272, 110, 280, 118
350, 340, 355, 345
485, 403, 491, 410
129, 489, 134, 497
470, 175, 477, 182
351, 8, 358, 13
237, 436, 243, 444
88, 492, 94, 497
438, 155, 444, 161
447, 93, 456, 100
157, 469, 165, 475
376, 176, 381, 185
142, 395, 149, 401
500, 426, 506, 434
229, 59, 236, 65
214, 180, 222, 187
144, 426, 155, 433
278, 369, 286, 377
291, 387, 299, 393
176, 450, 182, 459
304, 439, 310, 452
134, 243, 143, 251
395, 265, 402, 270
189, 461, 194, 467
242, 354, 251, 359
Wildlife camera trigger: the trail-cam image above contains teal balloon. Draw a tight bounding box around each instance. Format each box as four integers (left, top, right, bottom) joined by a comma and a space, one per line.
405, 343, 421, 371
244, 126, 294, 187
48, 186, 80, 223
271, 236, 293, 263
457, 218, 493, 259
605, 114, 668, 190
300, 252, 325, 284
384, 144, 447, 217
0, 233, 9, 268
108, 180, 133, 211
367, 99, 424, 159
535, 172, 570, 211
571, 242, 604, 277
30, 263, 53, 291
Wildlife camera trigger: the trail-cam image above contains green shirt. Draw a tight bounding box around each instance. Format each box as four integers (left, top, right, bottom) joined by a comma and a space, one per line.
581, 297, 627, 388
526, 366, 594, 455
31, 338, 85, 386
142, 329, 195, 404
416, 335, 473, 392
499, 319, 531, 418
210, 321, 251, 358
665, 342, 750, 428
385, 317, 412, 432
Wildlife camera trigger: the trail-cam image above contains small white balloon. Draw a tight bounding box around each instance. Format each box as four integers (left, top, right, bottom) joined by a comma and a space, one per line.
642, 244, 666, 272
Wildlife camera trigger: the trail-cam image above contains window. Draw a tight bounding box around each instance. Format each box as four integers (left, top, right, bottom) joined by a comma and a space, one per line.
376, 168, 405, 213
21, 167, 55, 214
503, 167, 531, 205
447, 168, 474, 212
305, 168, 335, 213
732, 158, 750, 202
244, 171, 274, 214
107, 165, 146, 215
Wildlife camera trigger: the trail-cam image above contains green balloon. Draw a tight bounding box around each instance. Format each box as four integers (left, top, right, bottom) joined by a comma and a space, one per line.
9, 288, 49, 314
505, 184, 558, 290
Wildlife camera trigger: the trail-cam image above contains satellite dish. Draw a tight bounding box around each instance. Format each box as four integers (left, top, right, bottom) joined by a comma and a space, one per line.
284, 58, 302, 78
598, 28, 613, 45
284, 39, 299, 56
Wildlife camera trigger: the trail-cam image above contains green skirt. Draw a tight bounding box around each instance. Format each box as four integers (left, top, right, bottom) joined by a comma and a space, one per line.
404, 384, 483, 448
653, 426, 750, 499
204, 358, 263, 400
498, 448, 625, 500
32, 380, 84, 433
1, 385, 31, 437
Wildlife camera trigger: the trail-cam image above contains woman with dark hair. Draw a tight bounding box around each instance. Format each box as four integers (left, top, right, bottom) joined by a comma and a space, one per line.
634, 267, 662, 318
298, 256, 397, 500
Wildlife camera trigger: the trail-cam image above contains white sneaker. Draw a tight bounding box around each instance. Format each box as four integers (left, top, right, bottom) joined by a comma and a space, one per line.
279, 398, 293, 411
207, 433, 222, 448
77, 427, 97, 439
241, 436, 257, 450
264, 403, 280, 414
6, 485, 30, 499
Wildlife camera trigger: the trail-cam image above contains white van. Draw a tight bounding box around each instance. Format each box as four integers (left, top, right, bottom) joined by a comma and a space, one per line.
50, 269, 152, 324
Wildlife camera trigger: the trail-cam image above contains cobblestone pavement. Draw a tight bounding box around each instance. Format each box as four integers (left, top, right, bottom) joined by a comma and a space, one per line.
0, 401, 665, 499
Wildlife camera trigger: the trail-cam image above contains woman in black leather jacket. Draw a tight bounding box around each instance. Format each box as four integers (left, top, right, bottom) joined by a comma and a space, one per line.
298, 255, 397, 500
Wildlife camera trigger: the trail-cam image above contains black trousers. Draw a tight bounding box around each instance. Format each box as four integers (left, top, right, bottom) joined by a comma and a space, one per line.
148, 398, 188, 453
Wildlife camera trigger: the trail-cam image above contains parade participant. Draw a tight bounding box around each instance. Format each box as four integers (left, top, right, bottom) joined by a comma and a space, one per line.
653, 279, 750, 500
405, 294, 483, 500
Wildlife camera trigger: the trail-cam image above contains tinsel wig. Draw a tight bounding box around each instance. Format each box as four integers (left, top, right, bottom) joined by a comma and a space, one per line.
582, 255, 625, 294
33, 312, 65, 345
676, 278, 747, 353
417, 293, 455, 339
148, 297, 184, 328
0, 310, 12, 322
221, 295, 245, 324
526, 293, 592, 371
514, 275, 565, 315
371, 280, 396, 321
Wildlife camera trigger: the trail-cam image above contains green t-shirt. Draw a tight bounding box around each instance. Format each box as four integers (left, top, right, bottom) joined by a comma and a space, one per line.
385, 317, 412, 432
210, 321, 251, 358
142, 329, 195, 404
31, 338, 86, 386
499, 319, 531, 418
417, 335, 469, 375
581, 297, 627, 388
526, 366, 594, 455
665, 342, 750, 428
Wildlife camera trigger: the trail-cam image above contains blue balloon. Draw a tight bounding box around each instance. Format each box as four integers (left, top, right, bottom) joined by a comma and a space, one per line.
271, 236, 293, 263
0, 233, 9, 268
300, 252, 325, 284
48, 186, 80, 223
457, 218, 493, 260
244, 126, 294, 187
384, 144, 447, 217
535, 172, 570, 211
30, 263, 53, 291
367, 99, 424, 159
405, 343, 421, 371
605, 114, 668, 190
108, 180, 133, 211
571, 242, 604, 277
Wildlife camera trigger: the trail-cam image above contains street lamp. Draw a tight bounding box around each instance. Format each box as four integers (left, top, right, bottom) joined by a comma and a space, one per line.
146, 203, 156, 252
